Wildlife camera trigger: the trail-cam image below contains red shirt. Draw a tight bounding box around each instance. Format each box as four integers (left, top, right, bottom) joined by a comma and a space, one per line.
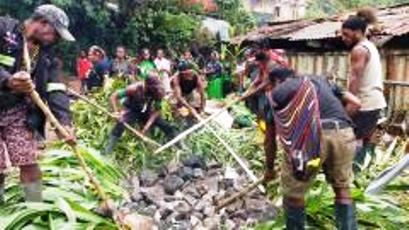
77, 58, 92, 80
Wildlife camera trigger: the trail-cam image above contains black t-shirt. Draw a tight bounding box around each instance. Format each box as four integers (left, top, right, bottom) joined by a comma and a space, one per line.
271, 77, 351, 124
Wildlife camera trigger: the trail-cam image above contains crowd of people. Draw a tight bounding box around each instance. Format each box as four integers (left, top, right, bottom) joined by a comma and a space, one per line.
0, 4, 387, 230
75, 45, 224, 97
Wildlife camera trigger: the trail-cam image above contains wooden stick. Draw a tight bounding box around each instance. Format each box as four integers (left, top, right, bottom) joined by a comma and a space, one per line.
68, 89, 160, 147
154, 84, 267, 154
187, 105, 265, 193
215, 178, 265, 212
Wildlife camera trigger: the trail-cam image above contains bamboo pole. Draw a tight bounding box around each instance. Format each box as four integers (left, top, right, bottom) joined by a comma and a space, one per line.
24, 41, 124, 229
154, 83, 268, 154
186, 105, 265, 193
215, 178, 265, 212
68, 89, 161, 147
215, 176, 280, 212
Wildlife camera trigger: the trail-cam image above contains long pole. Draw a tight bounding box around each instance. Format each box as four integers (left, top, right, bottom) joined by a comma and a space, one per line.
68, 89, 161, 147
215, 178, 265, 212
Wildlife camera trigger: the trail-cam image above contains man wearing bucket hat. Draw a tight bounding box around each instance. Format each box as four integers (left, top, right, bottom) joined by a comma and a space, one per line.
0, 4, 75, 203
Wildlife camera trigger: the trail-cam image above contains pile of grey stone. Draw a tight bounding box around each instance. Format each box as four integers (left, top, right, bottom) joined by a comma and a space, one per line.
123, 156, 277, 230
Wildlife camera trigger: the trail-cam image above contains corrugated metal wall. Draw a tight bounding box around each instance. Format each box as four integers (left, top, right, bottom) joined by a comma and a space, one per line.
287, 50, 409, 113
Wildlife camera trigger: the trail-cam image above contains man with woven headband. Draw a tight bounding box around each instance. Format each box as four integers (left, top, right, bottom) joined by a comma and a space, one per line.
0, 4, 75, 203
264, 67, 360, 229
104, 74, 178, 154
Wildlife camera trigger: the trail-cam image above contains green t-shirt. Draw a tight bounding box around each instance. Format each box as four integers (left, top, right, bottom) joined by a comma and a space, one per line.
138, 60, 156, 80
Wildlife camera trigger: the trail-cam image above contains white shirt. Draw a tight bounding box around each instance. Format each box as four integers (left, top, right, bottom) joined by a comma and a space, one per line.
154, 57, 172, 93
154, 57, 171, 74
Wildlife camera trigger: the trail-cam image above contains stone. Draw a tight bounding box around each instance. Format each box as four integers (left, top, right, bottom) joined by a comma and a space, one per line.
178, 167, 194, 181
201, 177, 219, 196
192, 211, 204, 220
174, 201, 191, 216
193, 168, 204, 178
141, 186, 164, 206
158, 165, 168, 178
196, 184, 208, 196
182, 186, 201, 199
140, 169, 159, 187
164, 175, 185, 195
225, 219, 238, 230
154, 210, 162, 223
203, 206, 215, 217
159, 207, 173, 220
247, 205, 277, 222
164, 195, 182, 203
140, 205, 157, 216
224, 166, 239, 180
182, 193, 197, 206
183, 155, 206, 169
167, 161, 181, 175
245, 199, 267, 212
206, 160, 222, 170
123, 213, 156, 230
203, 216, 220, 230
226, 199, 244, 214
171, 220, 191, 230
123, 202, 140, 212
229, 209, 248, 220
130, 191, 143, 202
190, 215, 202, 228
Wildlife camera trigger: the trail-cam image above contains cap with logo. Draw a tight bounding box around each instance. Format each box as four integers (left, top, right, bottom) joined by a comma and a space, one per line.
32, 4, 75, 41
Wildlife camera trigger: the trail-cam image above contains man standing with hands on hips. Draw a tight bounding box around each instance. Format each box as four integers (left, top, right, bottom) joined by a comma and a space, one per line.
0, 4, 75, 203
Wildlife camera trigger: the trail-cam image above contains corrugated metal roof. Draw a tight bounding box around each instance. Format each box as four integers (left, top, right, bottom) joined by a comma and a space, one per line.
290, 21, 342, 41
234, 3, 409, 45
231, 19, 317, 44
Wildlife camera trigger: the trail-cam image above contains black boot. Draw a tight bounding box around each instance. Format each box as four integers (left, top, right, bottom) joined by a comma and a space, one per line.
335, 203, 357, 230
353, 145, 365, 173
104, 135, 119, 155
285, 206, 306, 230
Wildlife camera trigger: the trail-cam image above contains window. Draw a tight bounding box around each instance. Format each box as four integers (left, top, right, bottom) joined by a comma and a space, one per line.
275, 6, 280, 18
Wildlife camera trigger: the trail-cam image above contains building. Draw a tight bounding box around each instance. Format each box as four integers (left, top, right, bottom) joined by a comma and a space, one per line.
234, 3, 409, 114
242, 0, 308, 22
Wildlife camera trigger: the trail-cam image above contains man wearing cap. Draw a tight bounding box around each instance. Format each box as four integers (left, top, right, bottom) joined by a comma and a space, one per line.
0, 4, 75, 203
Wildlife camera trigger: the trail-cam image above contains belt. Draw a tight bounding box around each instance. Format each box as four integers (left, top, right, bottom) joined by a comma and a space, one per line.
321, 120, 351, 130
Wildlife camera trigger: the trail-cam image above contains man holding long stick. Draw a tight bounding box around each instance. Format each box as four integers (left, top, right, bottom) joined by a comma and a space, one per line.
0, 5, 75, 203
264, 67, 359, 230
104, 74, 178, 154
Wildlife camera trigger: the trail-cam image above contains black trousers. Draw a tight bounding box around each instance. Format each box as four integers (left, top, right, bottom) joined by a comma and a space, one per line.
111, 109, 176, 139
351, 109, 382, 140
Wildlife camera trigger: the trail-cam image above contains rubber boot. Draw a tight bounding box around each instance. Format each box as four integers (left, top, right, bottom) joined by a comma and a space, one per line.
0, 174, 5, 204
285, 206, 306, 230
335, 203, 358, 230
22, 180, 42, 202
353, 144, 365, 174
104, 135, 119, 155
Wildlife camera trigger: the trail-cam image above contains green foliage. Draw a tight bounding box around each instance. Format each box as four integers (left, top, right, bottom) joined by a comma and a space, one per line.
306, 0, 409, 18
0, 147, 125, 229
213, 0, 256, 36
